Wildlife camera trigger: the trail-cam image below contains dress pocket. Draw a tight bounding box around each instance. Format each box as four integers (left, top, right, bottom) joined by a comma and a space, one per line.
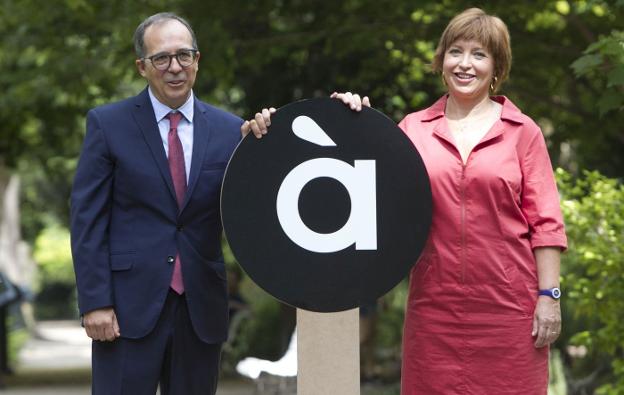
466, 242, 513, 285
411, 253, 435, 288
502, 263, 533, 317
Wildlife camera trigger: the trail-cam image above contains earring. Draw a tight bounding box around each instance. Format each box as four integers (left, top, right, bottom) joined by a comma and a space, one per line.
490, 76, 498, 93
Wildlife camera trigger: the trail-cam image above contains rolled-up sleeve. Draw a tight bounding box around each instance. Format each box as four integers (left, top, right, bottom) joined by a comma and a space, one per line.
520, 127, 568, 251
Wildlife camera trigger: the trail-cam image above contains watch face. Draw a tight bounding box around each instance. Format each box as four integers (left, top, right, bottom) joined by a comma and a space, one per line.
552, 288, 561, 299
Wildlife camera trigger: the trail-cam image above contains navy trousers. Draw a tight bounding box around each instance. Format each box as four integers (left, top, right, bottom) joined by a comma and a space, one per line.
92, 290, 222, 395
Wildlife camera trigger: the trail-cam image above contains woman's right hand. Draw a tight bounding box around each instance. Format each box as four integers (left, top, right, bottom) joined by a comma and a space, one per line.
330, 92, 371, 111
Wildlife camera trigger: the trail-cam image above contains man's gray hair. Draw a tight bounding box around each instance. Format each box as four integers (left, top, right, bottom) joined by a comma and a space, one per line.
133, 12, 198, 58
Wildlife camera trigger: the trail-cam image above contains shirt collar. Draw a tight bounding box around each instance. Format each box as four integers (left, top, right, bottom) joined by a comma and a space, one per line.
148, 87, 195, 124
495, 96, 526, 124
421, 94, 526, 124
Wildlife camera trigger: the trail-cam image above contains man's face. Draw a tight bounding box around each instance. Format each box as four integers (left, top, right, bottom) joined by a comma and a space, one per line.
136, 19, 200, 109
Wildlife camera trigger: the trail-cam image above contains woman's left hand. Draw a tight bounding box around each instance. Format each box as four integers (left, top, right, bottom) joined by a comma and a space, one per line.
532, 296, 561, 348
330, 91, 371, 111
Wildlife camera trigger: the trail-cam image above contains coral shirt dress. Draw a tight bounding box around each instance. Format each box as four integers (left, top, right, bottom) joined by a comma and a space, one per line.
398, 95, 567, 395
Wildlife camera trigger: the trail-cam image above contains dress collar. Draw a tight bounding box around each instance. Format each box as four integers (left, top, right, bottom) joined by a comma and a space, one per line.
421, 94, 526, 125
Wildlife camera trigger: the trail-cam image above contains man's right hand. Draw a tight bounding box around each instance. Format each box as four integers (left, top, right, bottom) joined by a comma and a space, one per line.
241, 107, 276, 139
83, 307, 121, 341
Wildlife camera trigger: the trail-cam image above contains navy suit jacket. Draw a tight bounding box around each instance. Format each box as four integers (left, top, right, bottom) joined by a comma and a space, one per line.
70, 88, 242, 343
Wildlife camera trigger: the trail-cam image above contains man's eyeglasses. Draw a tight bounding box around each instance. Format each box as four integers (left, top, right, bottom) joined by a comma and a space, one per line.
142, 49, 199, 71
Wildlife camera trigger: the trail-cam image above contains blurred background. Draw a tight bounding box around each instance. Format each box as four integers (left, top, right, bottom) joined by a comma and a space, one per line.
0, 0, 622, 394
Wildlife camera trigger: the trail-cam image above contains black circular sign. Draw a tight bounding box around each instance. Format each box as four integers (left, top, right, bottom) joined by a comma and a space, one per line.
221, 98, 431, 312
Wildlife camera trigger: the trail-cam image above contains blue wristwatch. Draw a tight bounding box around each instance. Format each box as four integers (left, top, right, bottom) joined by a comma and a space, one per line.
538, 287, 561, 299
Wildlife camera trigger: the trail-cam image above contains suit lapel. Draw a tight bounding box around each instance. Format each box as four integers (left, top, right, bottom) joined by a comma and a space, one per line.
131, 89, 178, 203
181, 99, 212, 212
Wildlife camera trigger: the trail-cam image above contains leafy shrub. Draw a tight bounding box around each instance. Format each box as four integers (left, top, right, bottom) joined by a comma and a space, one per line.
32, 225, 74, 287
32, 225, 77, 319
557, 169, 624, 393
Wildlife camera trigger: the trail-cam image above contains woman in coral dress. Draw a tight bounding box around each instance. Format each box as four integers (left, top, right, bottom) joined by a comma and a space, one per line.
330, 8, 568, 395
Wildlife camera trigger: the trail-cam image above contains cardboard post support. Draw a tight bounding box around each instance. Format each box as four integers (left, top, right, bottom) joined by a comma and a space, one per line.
297, 308, 360, 395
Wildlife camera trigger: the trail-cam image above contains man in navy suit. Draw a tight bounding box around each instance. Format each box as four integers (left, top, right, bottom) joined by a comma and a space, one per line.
70, 12, 267, 394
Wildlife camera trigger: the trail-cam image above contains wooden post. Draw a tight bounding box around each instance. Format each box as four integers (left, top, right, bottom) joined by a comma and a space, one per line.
297, 308, 360, 395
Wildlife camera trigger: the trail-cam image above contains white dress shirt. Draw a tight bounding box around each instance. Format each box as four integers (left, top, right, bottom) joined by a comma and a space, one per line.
148, 87, 194, 183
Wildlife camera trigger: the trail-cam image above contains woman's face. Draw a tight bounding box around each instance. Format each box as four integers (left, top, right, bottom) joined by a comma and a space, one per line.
442, 39, 495, 101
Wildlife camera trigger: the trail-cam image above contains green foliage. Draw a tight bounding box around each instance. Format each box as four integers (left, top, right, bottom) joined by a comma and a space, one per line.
571, 30, 624, 116
376, 280, 408, 350
32, 224, 77, 319
1, 0, 171, 240
8, 328, 29, 369
32, 225, 74, 288
557, 168, 624, 393
225, 292, 282, 359
221, 237, 294, 371
550, 350, 569, 395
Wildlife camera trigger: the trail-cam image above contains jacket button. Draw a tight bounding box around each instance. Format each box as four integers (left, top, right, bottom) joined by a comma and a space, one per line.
167, 256, 175, 264
176, 225, 183, 232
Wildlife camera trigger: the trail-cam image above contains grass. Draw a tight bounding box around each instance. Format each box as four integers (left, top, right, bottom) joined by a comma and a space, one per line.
8, 328, 29, 368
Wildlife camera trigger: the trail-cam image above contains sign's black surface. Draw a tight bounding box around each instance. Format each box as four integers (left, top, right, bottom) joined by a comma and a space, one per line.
221, 98, 431, 312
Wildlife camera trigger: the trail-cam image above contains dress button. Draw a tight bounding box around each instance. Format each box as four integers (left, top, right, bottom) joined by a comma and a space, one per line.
167, 256, 175, 264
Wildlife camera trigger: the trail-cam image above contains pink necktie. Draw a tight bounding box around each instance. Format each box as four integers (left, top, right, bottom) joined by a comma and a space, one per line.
166, 111, 186, 294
